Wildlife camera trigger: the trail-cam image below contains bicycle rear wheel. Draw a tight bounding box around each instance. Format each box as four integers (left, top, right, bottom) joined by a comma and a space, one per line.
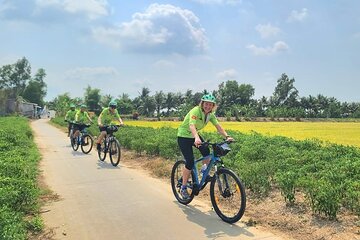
71, 135, 79, 151
81, 134, 94, 154
98, 139, 106, 161
109, 139, 121, 166
170, 160, 195, 205
210, 168, 246, 223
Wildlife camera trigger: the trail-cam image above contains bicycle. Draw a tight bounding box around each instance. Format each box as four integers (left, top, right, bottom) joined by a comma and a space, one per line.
171, 140, 246, 224
97, 125, 121, 166
70, 123, 94, 154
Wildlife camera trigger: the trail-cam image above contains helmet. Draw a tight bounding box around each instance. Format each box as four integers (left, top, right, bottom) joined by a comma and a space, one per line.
80, 104, 87, 108
201, 94, 216, 103
70, 104, 75, 108
109, 101, 117, 107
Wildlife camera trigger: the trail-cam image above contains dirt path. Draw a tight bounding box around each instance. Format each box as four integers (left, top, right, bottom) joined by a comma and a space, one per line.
31, 119, 290, 240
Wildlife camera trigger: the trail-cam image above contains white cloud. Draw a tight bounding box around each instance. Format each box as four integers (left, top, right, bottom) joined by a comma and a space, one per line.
247, 41, 289, 56
65, 67, 119, 81
288, 8, 308, 22
92, 4, 208, 56
255, 23, 280, 38
0, 0, 109, 22
153, 60, 176, 68
217, 68, 238, 80
191, 0, 242, 5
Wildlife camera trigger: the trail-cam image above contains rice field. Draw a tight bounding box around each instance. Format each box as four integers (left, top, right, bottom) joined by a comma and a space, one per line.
125, 120, 360, 148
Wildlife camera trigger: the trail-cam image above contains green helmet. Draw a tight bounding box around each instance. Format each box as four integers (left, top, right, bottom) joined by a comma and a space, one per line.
70, 104, 75, 108
109, 101, 117, 107
80, 104, 87, 108
201, 94, 216, 103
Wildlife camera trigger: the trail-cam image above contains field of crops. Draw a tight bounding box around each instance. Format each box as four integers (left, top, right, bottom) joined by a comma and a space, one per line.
0, 117, 42, 240
125, 120, 360, 147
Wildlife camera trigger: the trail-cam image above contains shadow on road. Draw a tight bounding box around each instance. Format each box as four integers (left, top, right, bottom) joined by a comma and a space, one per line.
176, 202, 253, 239
96, 160, 121, 169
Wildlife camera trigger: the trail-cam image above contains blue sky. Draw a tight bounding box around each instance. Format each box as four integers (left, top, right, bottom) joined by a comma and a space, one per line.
0, 0, 359, 102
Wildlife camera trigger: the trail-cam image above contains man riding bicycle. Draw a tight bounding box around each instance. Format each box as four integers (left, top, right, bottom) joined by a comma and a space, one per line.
65, 104, 76, 137
96, 101, 124, 151
177, 94, 233, 199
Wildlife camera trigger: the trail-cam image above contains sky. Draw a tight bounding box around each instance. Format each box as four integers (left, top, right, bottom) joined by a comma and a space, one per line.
0, 0, 359, 102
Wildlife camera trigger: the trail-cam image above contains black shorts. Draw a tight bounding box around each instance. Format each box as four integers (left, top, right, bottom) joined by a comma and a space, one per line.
73, 123, 86, 132
177, 136, 210, 170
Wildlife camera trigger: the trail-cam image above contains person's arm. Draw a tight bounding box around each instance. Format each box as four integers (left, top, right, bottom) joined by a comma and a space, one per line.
118, 117, 124, 125
86, 112, 92, 123
189, 124, 201, 147
215, 124, 233, 141
97, 113, 103, 127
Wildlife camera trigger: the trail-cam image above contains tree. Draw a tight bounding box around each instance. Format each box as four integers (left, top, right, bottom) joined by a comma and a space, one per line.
217, 80, 255, 116
154, 91, 165, 120
117, 93, 134, 114
48, 93, 72, 116
100, 94, 113, 108
0, 57, 32, 97
270, 73, 299, 108
84, 85, 101, 114
22, 68, 47, 106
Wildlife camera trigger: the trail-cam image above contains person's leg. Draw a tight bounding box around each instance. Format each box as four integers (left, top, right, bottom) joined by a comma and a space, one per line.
198, 135, 210, 165
178, 137, 195, 198
96, 127, 107, 150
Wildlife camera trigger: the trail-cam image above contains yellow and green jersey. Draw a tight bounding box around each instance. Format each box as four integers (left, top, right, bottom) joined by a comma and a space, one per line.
65, 109, 76, 122
75, 110, 90, 124
177, 106, 219, 138
99, 107, 121, 125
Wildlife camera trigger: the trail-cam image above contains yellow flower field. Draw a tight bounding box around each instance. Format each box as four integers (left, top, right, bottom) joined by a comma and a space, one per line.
125, 120, 360, 148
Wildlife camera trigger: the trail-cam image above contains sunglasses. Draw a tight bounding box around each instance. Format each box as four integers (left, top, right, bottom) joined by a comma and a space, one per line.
110, 106, 116, 109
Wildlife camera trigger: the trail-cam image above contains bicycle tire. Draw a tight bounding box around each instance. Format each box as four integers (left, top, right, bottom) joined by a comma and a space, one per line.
210, 168, 246, 223
71, 135, 79, 151
81, 134, 94, 154
98, 138, 106, 161
109, 139, 121, 166
170, 160, 195, 205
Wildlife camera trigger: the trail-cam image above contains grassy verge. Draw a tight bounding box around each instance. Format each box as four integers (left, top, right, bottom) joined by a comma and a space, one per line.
0, 117, 42, 240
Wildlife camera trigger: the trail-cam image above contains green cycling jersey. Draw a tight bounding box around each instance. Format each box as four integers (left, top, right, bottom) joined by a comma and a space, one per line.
98, 107, 121, 125
65, 109, 76, 122
75, 110, 90, 124
177, 106, 219, 138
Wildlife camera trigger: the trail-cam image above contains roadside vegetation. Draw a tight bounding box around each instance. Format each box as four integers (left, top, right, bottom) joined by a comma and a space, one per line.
0, 117, 42, 240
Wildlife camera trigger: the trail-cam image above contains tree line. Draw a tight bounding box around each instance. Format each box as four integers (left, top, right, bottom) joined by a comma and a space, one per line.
49, 73, 360, 119
1, 57, 359, 119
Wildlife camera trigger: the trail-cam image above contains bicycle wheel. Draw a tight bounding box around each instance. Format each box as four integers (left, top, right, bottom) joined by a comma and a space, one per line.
71, 135, 79, 151
109, 139, 121, 166
81, 134, 94, 154
98, 139, 106, 161
171, 160, 195, 205
210, 168, 246, 224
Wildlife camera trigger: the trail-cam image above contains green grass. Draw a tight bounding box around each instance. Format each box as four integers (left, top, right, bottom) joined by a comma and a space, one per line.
0, 117, 42, 239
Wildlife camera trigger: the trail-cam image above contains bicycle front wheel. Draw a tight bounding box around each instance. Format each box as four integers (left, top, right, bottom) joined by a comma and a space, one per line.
170, 160, 195, 205
98, 139, 106, 161
210, 168, 246, 224
109, 139, 121, 166
71, 136, 79, 151
81, 134, 94, 154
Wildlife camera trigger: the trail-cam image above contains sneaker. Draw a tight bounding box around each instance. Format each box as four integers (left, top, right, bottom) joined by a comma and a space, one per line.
97, 143, 101, 151
180, 188, 190, 200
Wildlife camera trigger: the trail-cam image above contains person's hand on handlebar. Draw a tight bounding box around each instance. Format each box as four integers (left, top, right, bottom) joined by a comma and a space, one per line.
225, 136, 234, 142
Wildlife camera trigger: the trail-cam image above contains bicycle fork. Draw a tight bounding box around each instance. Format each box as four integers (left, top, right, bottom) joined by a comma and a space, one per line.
214, 166, 231, 198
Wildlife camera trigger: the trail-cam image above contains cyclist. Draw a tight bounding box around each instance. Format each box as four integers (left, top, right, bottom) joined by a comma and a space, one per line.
73, 104, 93, 140
65, 104, 76, 137
96, 101, 124, 151
177, 94, 233, 199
